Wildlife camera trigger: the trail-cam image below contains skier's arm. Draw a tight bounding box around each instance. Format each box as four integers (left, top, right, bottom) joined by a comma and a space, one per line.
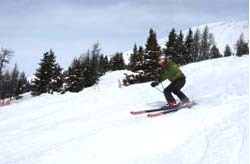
151, 81, 159, 87
151, 71, 164, 87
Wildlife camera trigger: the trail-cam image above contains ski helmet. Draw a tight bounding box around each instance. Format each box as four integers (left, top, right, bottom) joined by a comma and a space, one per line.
158, 54, 167, 61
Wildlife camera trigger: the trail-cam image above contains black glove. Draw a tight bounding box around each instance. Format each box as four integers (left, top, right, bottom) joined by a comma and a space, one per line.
151, 81, 159, 87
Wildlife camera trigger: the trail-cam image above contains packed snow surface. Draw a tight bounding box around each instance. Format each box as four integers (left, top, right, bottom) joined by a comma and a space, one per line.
0, 56, 249, 164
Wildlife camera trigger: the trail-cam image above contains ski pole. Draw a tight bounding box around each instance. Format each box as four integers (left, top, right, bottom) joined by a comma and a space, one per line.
155, 86, 163, 93
160, 82, 165, 90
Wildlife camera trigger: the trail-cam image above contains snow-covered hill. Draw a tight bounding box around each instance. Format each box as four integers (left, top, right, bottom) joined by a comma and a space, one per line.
0, 56, 249, 164
159, 20, 249, 53
124, 20, 249, 64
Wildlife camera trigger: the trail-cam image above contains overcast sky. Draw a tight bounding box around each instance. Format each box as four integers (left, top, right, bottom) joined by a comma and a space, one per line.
0, 0, 248, 75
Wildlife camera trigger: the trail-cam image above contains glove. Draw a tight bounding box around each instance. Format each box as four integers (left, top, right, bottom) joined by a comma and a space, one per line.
151, 81, 159, 87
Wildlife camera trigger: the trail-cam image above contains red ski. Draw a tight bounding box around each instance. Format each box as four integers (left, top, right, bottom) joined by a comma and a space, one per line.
147, 101, 197, 118
130, 105, 174, 115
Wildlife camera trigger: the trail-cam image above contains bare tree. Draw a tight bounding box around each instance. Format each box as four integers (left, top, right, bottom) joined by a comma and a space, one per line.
0, 48, 14, 77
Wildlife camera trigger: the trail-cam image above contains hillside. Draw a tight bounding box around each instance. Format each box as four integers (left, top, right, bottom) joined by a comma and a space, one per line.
124, 20, 248, 64
0, 56, 249, 164
159, 20, 249, 53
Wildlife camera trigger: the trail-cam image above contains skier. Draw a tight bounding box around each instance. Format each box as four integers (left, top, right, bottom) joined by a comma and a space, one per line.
151, 54, 190, 107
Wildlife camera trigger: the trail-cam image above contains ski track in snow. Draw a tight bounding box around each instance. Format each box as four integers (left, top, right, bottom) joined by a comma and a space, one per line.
0, 56, 249, 164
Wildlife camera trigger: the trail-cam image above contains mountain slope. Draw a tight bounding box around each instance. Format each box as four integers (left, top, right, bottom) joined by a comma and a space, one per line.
159, 20, 249, 53
124, 20, 248, 64
0, 56, 249, 164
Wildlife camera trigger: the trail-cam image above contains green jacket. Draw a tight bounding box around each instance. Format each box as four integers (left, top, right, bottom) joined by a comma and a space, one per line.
159, 59, 185, 82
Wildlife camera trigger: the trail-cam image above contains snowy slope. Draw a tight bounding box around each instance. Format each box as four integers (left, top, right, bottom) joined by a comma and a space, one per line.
159, 20, 249, 54
0, 56, 249, 164
124, 20, 249, 64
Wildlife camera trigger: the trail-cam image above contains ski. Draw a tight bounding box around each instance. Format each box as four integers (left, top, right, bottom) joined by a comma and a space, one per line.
147, 101, 197, 118
147, 106, 183, 118
130, 105, 174, 115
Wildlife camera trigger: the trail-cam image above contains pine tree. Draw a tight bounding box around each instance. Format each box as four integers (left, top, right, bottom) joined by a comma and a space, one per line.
110, 52, 125, 71
128, 44, 144, 72
90, 43, 101, 78
89, 52, 99, 84
224, 45, 232, 57
32, 50, 62, 96
81, 53, 98, 88
143, 28, 161, 81
64, 58, 85, 92
64, 43, 106, 92
123, 46, 145, 85
210, 45, 222, 59
16, 72, 29, 98
200, 26, 210, 61
164, 28, 178, 60
103, 56, 110, 72
10, 64, 19, 97
193, 29, 201, 62
208, 33, 216, 59
185, 28, 194, 64
51, 64, 63, 93
243, 42, 249, 55
99, 55, 109, 75
137, 46, 145, 70
124, 28, 161, 85
176, 31, 186, 65
79, 42, 103, 88
236, 34, 248, 56
128, 43, 138, 71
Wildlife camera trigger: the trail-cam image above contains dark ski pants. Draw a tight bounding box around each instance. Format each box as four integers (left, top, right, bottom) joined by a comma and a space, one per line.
163, 77, 189, 102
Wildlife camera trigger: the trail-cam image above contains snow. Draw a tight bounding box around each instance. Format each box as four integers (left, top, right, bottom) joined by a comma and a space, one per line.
159, 20, 249, 54
0, 56, 249, 164
124, 20, 248, 64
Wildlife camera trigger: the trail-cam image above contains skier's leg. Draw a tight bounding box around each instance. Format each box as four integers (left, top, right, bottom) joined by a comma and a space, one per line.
163, 83, 177, 106
172, 77, 189, 102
